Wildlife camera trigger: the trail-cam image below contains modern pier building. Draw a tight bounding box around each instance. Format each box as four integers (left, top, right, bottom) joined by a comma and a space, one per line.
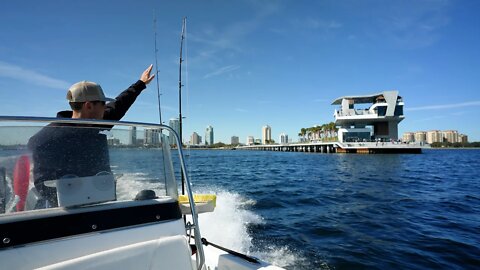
332, 90, 404, 142
239, 90, 422, 154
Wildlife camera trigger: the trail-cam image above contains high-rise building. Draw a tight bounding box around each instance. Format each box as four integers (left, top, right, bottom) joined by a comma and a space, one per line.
443, 130, 458, 143
402, 132, 415, 143
205, 125, 214, 145
169, 118, 180, 145
145, 128, 161, 145
231, 136, 239, 145
190, 132, 201, 145
458, 134, 468, 143
247, 136, 254, 146
128, 126, 137, 146
414, 131, 426, 143
279, 133, 288, 144
262, 125, 271, 144
426, 130, 442, 144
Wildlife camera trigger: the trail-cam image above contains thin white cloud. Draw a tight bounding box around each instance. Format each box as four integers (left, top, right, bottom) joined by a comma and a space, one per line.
0, 61, 70, 89
204, 65, 240, 79
407, 101, 480, 111
235, 108, 248, 113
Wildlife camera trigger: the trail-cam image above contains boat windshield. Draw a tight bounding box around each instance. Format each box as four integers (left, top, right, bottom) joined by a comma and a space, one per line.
0, 117, 180, 214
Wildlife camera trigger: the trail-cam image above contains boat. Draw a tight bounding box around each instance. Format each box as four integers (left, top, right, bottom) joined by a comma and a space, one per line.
0, 116, 285, 269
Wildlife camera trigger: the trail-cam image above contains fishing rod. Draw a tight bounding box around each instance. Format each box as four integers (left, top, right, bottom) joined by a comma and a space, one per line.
201, 237, 260, 264
179, 17, 186, 196
153, 10, 168, 191
153, 11, 163, 124
188, 235, 260, 264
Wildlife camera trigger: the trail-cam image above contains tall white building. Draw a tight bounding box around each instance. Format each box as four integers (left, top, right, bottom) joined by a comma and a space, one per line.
205, 125, 214, 145
262, 125, 271, 144
402, 132, 415, 143
414, 131, 427, 143
279, 133, 288, 144
128, 126, 137, 145
443, 130, 458, 143
144, 128, 161, 145
169, 118, 180, 145
427, 130, 442, 144
190, 132, 201, 145
246, 136, 254, 146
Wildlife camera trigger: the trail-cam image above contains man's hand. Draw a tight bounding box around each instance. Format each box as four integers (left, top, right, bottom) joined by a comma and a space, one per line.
140, 64, 155, 85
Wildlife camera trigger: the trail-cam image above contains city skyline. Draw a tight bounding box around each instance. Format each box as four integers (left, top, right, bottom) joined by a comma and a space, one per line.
134, 124, 472, 146
1, 1, 479, 143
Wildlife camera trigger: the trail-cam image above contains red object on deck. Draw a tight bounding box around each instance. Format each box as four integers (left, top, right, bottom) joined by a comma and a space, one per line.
13, 155, 30, 211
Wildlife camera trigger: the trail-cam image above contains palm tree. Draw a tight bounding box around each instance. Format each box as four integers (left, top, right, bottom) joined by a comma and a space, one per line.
312, 125, 321, 141
300, 128, 307, 142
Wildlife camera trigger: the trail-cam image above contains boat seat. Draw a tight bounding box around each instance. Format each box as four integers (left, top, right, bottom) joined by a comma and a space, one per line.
36, 235, 194, 270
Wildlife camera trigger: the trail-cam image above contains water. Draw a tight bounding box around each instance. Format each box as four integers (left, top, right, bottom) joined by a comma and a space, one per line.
180, 149, 480, 269
3, 148, 479, 269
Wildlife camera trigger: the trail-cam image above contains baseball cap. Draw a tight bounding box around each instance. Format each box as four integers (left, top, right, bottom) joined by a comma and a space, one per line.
66, 81, 115, 102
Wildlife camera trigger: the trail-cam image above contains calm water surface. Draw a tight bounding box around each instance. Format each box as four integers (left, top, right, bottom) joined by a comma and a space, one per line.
183, 149, 480, 269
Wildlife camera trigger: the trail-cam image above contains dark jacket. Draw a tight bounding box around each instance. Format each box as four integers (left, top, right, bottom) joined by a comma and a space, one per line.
28, 80, 146, 197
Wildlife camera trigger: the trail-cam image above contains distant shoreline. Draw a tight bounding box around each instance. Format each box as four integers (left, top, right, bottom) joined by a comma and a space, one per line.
177, 147, 235, 150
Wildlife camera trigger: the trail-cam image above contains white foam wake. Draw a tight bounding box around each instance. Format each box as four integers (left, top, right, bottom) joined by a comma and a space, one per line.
114, 175, 299, 268
190, 189, 299, 268
195, 190, 262, 253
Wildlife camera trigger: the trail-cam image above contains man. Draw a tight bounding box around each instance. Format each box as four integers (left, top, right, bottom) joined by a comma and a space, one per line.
28, 65, 155, 205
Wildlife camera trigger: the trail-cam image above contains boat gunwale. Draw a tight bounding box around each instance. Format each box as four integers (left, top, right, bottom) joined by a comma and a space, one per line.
0, 198, 182, 249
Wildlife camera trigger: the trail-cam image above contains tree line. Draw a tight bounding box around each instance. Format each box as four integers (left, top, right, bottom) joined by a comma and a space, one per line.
431, 141, 480, 148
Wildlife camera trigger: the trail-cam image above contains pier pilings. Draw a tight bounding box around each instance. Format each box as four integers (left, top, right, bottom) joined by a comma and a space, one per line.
237, 142, 422, 154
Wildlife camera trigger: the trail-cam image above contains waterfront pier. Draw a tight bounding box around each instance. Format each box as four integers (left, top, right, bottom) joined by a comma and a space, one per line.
238, 141, 423, 154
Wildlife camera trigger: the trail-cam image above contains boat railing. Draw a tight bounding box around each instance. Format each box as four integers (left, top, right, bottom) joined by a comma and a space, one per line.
0, 116, 205, 270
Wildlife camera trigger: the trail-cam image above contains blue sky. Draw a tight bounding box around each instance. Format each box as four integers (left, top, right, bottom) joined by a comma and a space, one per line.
1, 0, 479, 143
